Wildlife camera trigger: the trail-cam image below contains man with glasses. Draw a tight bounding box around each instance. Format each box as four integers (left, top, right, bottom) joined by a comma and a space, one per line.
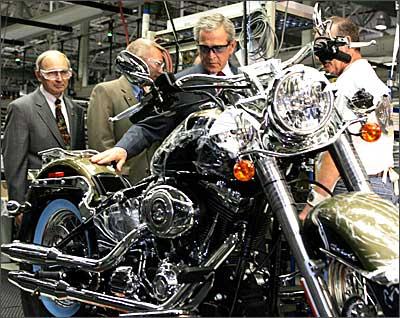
177, 13, 237, 78
87, 38, 168, 184
2, 50, 85, 221
91, 13, 239, 172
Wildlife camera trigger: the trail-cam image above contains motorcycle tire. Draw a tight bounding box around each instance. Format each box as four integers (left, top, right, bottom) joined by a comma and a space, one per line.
20, 199, 91, 317
325, 246, 399, 317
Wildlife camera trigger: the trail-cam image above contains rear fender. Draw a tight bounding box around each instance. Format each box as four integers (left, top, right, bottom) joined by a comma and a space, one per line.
20, 157, 129, 240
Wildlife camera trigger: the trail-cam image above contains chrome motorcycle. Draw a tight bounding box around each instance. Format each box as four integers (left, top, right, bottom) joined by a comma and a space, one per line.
1, 47, 398, 317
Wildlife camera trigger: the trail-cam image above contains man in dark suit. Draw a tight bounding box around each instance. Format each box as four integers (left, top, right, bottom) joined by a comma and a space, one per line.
91, 13, 238, 172
2, 50, 85, 210
87, 38, 168, 184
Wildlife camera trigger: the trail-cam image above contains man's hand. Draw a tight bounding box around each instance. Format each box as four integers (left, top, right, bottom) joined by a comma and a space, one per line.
299, 204, 312, 222
90, 147, 128, 172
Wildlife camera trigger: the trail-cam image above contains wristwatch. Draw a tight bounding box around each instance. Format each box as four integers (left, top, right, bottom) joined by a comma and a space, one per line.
307, 189, 327, 207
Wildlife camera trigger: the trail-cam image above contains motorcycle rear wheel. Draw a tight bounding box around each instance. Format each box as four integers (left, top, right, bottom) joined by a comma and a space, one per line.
21, 199, 91, 317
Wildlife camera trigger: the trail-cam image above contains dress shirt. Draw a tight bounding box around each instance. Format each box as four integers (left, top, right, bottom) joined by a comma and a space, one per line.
132, 85, 143, 101
40, 85, 71, 133
210, 64, 234, 76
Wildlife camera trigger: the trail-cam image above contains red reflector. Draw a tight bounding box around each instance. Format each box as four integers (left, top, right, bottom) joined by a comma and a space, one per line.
48, 171, 65, 178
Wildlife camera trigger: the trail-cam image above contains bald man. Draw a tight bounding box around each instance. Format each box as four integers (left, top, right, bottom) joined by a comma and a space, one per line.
3, 50, 85, 207
87, 38, 167, 184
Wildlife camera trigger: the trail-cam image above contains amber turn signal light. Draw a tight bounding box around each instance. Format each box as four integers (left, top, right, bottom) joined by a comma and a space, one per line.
360, 122, 381, 142
233, 159, 255, 182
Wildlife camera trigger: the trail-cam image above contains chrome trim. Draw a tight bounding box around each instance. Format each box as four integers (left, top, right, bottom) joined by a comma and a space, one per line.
2, 224, 148, 272
5, 232, 240, 314
8, 270, 158, 312
320, 248, 398, 286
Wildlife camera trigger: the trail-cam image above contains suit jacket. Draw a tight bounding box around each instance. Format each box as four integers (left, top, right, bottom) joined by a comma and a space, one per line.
2, 88, 85, 203
116, 63, 239, 158
87, 76, 158, 184
176, 63, 239, 78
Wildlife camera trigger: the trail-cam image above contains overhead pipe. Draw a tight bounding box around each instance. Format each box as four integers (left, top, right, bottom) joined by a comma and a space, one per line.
118, 0, 130, 46
65, 0, 137, 15
0, 15, 72, 32
163, 1, 180, 73
243, 1, 248, 66
142, 2, 150, 38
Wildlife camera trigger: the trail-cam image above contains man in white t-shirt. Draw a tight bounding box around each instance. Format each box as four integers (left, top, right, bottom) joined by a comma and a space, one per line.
299, 16, 398, 220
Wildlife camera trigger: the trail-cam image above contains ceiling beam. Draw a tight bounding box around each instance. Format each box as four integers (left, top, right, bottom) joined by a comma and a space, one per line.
65, 1, 138, 15
1, 15, 72, 32
3, 5, 104, 40
2, 38, 25, 46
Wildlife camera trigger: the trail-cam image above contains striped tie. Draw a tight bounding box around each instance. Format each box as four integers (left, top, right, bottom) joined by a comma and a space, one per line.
55, 98, 71, 149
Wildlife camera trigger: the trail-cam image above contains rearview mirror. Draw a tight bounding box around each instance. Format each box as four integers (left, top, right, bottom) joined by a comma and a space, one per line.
115, 50, 153, 86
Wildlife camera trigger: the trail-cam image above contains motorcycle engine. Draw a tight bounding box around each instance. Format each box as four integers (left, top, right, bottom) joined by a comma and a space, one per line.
141, 184, 198, 238
152, 261, 181, 301
94, 195, 140, 247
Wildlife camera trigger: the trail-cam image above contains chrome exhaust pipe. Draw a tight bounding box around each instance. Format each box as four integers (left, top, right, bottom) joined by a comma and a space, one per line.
8, 270, 158, 312
6, 233, 240, 314
1, 224, 147, 272
120, 309, 192, 317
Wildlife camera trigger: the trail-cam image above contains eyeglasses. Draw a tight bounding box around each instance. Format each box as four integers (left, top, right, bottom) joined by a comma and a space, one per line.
147, 58, 165, 70
40, 68, 72, 80
198, 42, 231, 54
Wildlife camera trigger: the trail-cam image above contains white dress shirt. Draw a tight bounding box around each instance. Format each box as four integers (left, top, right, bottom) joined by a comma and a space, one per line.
40, 85, 71, 133
211, 63, 234, 76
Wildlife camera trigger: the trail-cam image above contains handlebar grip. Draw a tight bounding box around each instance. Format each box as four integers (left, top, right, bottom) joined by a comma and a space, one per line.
334, 51, 351, 63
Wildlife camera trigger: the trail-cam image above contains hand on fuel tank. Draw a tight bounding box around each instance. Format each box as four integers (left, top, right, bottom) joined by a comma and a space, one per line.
90, 147, 128, 172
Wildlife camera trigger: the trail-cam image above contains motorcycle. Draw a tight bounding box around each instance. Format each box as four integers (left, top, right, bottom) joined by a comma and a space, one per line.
1, 44, 398, 317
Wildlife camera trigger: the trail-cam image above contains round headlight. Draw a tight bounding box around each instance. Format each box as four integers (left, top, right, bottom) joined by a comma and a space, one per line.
270, 65, 333, 135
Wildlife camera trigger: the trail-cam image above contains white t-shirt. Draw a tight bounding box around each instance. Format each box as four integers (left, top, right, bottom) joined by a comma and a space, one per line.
332, 59, 393, 175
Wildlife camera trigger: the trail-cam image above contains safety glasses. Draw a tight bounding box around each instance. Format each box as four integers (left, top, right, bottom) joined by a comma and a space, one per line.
147, 58, 165, 70
197, 42, 231, 54
40, 68, 72, 80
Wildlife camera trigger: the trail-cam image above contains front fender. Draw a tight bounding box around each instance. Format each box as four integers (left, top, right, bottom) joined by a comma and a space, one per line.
304, 192, 399, 274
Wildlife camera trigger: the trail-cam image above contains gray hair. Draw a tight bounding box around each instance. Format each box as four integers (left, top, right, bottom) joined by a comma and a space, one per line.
193, 13, 235, 42
35, 50, 71, 70
329, 16, 360, 42
126, 38, 165, 58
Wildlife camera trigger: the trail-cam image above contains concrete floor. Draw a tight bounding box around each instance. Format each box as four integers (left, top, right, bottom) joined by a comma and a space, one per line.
1, 264, 24, 318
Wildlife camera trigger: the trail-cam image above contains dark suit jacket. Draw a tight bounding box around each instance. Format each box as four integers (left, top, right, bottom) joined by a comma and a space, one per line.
87, 76, 158, 184
116, 63, 238, 158
2, 88, 85, 203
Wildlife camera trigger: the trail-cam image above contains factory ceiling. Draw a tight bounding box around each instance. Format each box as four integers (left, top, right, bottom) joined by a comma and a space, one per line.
0, 0, 397, 96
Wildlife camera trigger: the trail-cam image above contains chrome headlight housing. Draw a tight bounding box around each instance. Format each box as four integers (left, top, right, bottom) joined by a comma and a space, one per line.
269, 65, 333, 136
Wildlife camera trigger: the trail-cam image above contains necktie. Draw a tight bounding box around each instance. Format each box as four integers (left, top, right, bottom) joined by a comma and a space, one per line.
215, 71, 225, 94
55, 98, 71, 149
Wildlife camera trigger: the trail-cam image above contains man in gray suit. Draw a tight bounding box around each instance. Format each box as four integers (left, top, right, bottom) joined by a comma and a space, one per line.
2, 50, 85, 211
87, 38, 167, 184
91, 13, 238, 171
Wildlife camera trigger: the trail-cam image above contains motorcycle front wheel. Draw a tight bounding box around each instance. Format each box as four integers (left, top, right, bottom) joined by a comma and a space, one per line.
327, 260, 399, 317
20, 199, 91, 317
